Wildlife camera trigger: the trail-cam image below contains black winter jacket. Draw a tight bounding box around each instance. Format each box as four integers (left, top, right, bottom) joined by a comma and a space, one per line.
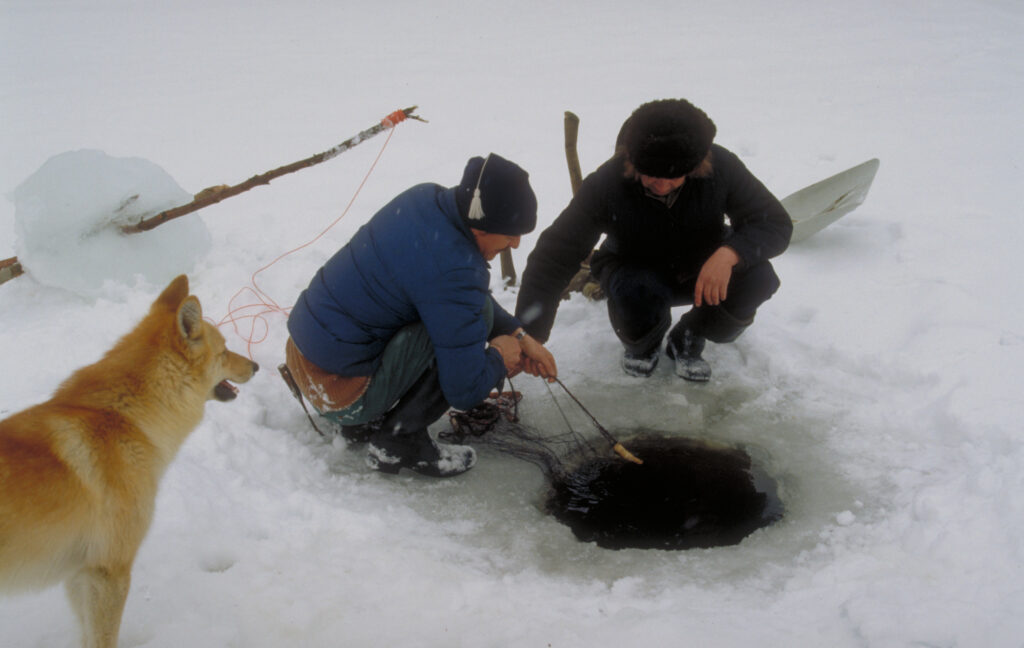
515, 145, 791, 341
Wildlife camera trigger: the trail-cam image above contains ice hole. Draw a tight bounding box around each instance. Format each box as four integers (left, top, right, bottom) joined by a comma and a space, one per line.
545, 436, 783, 550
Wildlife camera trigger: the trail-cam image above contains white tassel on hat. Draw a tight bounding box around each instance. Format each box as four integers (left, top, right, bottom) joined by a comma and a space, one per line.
467, 153, 491, 221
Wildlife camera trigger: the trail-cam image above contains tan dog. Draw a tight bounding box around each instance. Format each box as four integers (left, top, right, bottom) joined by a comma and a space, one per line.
0, 275, 258, 648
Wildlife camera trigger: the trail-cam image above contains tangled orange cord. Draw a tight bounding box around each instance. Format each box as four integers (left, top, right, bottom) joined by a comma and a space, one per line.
215, 113, 404, 358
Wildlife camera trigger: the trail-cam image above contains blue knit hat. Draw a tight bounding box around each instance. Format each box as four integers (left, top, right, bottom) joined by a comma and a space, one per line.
455, 154, 537, 236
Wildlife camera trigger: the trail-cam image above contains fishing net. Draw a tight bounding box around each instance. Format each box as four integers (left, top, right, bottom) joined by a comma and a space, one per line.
442, 379, 783, 551
442, 384, 602, 484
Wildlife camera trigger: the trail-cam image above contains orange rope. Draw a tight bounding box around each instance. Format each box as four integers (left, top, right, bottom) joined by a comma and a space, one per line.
215, 116, 401, 358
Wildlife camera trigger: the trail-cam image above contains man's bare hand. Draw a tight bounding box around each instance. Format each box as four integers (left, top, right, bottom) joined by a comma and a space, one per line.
518, 332, 557, 380
694, 246, 740, 307
489, 334, 523, 373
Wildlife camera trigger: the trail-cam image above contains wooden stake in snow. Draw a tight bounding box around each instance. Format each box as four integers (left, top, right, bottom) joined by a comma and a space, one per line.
497, 110, 585, 288
564, 111, 584, 194
561, 111, 602, 300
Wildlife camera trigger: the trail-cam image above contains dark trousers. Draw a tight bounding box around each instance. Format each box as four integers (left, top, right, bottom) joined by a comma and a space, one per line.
601, 262, 780, 354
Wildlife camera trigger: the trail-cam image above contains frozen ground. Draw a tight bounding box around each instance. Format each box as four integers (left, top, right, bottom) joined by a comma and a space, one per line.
2, 1, 1022, 646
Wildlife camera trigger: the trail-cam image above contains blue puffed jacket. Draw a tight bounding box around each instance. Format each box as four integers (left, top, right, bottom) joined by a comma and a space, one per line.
287, 183, 521, 410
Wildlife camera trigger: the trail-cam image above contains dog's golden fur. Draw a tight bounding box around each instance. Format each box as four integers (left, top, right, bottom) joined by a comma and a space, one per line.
0, 275, 257, 648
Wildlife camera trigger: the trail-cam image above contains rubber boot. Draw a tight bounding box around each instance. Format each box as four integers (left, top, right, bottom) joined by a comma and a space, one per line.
339, 417, 385, 444
366, 365, 476, 477
621, 347, 660, 377
666, 308, 711, 382
667, 326, 711, 382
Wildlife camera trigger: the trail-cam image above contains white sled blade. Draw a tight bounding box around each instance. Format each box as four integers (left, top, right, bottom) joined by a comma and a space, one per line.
782, 158, 880, 243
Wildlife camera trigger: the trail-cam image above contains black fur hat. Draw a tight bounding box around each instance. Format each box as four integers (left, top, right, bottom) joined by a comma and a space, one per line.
620, 99, 717, 178
455, 154, 537, 236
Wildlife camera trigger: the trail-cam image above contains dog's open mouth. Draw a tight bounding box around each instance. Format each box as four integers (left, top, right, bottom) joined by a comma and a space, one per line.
214, 380, 239, 402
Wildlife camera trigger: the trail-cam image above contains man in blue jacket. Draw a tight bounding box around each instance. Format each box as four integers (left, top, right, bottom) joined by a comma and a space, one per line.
285, 154, 557, 477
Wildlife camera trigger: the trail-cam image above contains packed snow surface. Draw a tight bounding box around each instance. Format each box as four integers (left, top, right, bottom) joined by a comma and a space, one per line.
1, 1, 1022, 646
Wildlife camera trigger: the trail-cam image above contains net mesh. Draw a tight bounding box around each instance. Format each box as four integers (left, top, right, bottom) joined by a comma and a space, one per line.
442, 385, 606, 483
441, 383, 783, 551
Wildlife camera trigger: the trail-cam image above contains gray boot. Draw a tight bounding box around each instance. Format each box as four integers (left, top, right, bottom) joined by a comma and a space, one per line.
667, 327, 710, 382
615, 311, 669, 378
621, 347, 660, 377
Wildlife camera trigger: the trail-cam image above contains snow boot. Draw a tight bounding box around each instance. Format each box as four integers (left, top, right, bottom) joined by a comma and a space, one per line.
366, 364, 476, 478
615, 313, 669, 378
666, 328, 710, 382
621, 347, 660, 377
366, 432, 476, 477
666, 309, 712, 382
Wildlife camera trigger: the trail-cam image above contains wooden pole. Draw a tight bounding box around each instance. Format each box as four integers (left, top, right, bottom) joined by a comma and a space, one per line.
560, 110, 603, 300
497, 111, 586, 288
0, 107, 424, 287
121, 106, 424, 234
564, 111, 584, 194
553, 377, 642, 465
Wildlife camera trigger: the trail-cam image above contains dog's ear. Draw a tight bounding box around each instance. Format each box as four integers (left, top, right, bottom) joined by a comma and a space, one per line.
176, 296, 204, 342
156, 275, 190, 311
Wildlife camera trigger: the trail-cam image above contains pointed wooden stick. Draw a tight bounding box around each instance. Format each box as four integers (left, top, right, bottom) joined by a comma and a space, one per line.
553, 377, 643, 465
121, 106, 425, 234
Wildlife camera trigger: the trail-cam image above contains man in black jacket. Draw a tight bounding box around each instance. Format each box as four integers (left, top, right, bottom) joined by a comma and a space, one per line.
515, 99, 792, 381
